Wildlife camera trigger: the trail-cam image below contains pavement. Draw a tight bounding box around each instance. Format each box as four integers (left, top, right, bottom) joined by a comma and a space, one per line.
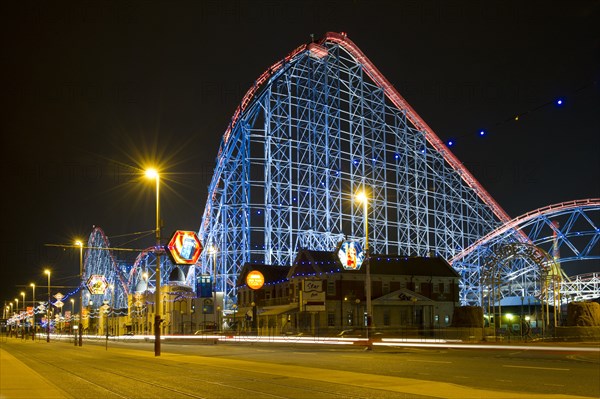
0, 345, 71, 399
1, 336, 598, 399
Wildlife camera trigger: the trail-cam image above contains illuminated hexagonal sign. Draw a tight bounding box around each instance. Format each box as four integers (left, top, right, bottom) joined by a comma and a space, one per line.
167, 230, 203, 265
337, 240, 365, 270
86, 274, 108, 295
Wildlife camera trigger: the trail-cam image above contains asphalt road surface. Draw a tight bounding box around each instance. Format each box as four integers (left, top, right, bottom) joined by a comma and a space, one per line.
1, 337, 598, 398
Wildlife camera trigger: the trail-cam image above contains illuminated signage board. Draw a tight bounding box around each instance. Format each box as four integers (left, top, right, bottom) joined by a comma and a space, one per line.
246, 270, 265, 290
86, 274, 108, 295
167, 230, 203, 265
337, 240, 365, 270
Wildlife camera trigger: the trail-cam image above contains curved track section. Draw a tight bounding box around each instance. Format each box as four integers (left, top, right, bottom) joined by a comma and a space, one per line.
452, 199, 600, 304
199, 32, 509, 306
83, 227, 129, 310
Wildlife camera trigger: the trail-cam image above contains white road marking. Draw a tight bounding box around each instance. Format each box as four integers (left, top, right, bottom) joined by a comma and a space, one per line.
406, 359, 452, 364
502, 365, 570, 371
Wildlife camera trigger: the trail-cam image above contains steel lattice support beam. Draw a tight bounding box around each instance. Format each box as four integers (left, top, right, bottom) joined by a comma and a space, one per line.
453, 199, 600, 304
199, 33, 506, 308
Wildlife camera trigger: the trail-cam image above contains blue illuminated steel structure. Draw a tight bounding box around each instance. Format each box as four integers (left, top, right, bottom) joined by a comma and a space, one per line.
78, 35, 599, 313
452, 199, 600, 304
83, 227, 129, 311
199, 32, 511, 307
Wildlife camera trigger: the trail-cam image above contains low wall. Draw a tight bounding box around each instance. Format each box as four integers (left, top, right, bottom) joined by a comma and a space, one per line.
555, 326, 600, 341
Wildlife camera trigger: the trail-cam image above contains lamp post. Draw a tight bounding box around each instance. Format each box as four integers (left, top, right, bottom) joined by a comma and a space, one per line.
30, 283, 35, 339
20, 292, 25, 339
146, 168, 162, 356
356, 190, 372, 337
44, 269, 51, 342
232, 304, 237, 334
14, 298, 19, 337
142, 272, 149, 334
70, 298, 75, 336
206, 245, 218, 328
76, 240, 84, 346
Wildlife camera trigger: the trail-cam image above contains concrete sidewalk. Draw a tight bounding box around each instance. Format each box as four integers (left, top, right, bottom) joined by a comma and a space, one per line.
0, 346, 71, 399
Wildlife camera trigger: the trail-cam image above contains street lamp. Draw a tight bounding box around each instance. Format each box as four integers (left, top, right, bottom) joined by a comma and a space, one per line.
146, 168, 162, 357
355, 190, 372, 333
20, 291, 26, 338
44, 269, 51, 342
75, 240, 84, 347
70, 298, 75, 335
232, 304, 237, 334
30, 283, 35, 339
206, 245, 218, 327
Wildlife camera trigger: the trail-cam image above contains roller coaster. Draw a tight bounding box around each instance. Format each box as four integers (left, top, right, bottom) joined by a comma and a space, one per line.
80, 32, 598, 313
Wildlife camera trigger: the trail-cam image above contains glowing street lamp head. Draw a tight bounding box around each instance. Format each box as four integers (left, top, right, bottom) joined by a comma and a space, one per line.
75, 240, 83, 247
206, 244, 217, 254
145, 168, 159, 179
44, 269, 51, 276
356, 191, 368, 203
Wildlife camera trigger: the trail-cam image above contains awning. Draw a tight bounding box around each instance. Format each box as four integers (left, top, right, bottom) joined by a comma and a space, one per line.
258, 303, 298, 317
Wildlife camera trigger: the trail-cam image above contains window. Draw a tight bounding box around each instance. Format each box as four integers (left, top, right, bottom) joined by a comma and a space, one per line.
433, 282, 440, 293
444, 315, 450, 325
382, 281, 390, 295
327, 279, 336, 296
414, 282, 421, 292
327, 312, 336, 327
383, 310, 390, 326
443, 282, 450, 293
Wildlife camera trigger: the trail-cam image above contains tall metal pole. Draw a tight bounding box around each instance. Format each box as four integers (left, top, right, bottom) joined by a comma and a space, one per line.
147, 169, 162, 356
156, 173, 162, 356
45, 270, 51, 342
30, 283, 35, 340
357, 189, 372, 349
77, 241, 83, 346
363, 197, 371, 329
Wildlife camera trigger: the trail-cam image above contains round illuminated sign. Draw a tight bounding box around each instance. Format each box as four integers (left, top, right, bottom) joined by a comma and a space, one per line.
246, 270, 265, 290
337, 240, 365, 270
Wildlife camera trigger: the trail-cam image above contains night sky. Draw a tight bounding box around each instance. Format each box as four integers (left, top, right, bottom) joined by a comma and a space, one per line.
2, 1, 599, 300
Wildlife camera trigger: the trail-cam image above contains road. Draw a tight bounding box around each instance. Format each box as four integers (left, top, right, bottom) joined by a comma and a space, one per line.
1, 336, 598, 398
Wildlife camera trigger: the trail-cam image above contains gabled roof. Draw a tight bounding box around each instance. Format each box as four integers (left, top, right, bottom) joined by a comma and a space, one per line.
370, 255, 460, 278
289, 249, 460, 279
375, 288, 433, 304
237, 251, 460, 287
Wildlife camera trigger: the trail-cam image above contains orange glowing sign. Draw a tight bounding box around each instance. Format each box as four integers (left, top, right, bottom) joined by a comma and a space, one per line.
246, 270, 265, 290
167, 230, 203, 265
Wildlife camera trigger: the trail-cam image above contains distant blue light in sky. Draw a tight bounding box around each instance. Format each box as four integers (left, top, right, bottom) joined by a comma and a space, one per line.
447, 140, 454, 147
479, 129, 486, 136
556, 98, 564, 106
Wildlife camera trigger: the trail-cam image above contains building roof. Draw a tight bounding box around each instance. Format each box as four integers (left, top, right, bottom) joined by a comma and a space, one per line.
238, 250, 460, 286
290, 249, 459, 279
237, 263, 290, 288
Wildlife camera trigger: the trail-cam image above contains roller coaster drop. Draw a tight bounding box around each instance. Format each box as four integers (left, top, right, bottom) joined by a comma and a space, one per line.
81, 33, 598, 314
